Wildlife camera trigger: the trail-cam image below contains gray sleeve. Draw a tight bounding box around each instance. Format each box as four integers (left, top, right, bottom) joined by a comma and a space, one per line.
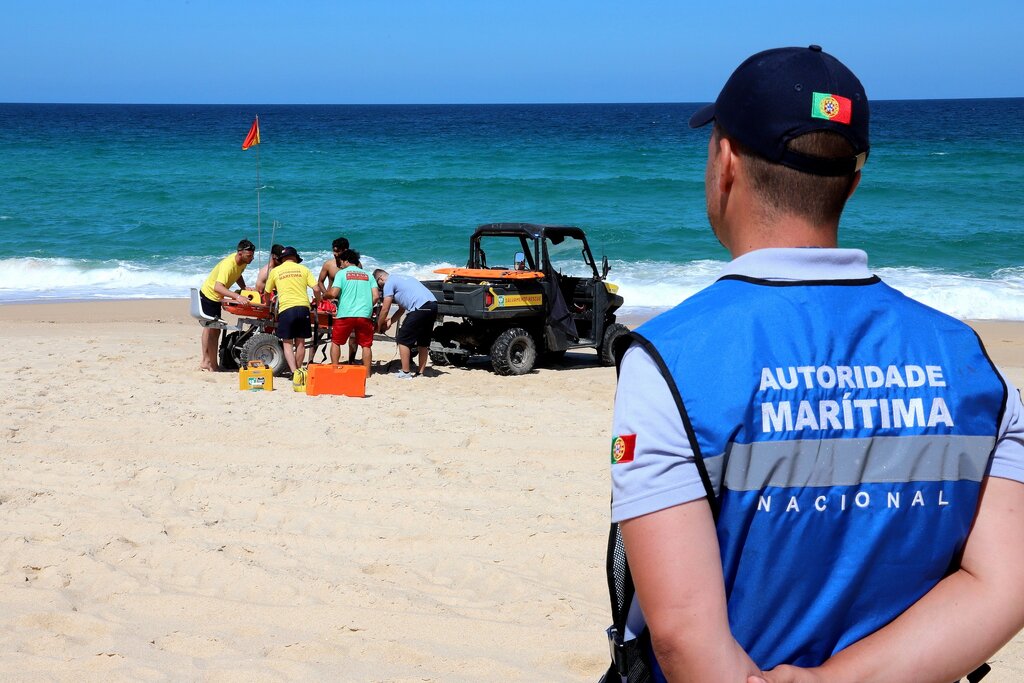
610, 343, 706, 523
988, 370, 1024, 484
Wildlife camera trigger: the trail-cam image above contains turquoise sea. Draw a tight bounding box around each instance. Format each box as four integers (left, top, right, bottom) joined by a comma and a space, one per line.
0, 100, 1022, 318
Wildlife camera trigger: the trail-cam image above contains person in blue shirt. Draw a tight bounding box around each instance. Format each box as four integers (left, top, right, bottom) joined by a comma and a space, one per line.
605, 46, 1024, 683
373, 269, 438, 379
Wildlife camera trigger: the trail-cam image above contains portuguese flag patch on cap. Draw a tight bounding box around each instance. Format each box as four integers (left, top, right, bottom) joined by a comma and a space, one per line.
611, 434, 636, 464
812, 92, 853, 124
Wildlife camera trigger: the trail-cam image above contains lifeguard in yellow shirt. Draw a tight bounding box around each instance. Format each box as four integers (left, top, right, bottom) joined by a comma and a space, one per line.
265, 246, 321, 376
199, 238, 255, 371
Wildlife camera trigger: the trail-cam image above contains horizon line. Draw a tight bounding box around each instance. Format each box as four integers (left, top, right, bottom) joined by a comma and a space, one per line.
2, 96, 1023, 107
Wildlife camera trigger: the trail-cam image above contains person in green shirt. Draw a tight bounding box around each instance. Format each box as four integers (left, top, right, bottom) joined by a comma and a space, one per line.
328, 249, 379, 376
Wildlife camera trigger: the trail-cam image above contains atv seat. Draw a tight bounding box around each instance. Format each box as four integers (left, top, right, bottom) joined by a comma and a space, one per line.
189, 287, 222, 328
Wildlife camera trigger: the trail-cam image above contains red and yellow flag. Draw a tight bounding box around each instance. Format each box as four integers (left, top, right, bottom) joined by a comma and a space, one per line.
242, 117, 260, 150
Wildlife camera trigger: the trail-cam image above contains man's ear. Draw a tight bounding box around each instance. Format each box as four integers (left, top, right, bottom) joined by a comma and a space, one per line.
847, 170, 862, 199
717, 135, 737, 195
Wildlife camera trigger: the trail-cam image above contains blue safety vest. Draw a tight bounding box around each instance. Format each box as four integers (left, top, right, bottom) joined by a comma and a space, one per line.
632, 273, 1007, 671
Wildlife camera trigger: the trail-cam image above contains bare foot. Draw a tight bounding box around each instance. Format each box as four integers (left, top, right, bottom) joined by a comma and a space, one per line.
199, 365, 216, 372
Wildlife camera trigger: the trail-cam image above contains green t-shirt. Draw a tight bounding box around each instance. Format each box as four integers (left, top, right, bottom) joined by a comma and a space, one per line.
332, 266, 377, 318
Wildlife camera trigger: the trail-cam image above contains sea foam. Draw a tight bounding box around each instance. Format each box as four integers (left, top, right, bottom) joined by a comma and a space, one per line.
1, 256, 1022, 321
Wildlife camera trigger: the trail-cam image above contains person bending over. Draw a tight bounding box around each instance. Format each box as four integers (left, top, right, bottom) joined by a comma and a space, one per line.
255, 244, 284, 295
264, 246, 320, 377
198, 238, 254, 371
328, 249, 379, 376
373, 269, 438, 379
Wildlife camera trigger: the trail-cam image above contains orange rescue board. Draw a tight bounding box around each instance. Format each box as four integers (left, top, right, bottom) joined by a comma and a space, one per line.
222, 300, 272, 319
434, 268, 545, 280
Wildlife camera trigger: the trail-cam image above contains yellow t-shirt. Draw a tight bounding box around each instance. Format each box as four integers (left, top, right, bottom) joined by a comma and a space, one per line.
265, 261, 317, 313
200, 254, 248, 301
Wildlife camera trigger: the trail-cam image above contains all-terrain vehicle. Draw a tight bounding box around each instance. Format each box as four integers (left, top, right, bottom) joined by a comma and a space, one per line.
423, 223, 627, 375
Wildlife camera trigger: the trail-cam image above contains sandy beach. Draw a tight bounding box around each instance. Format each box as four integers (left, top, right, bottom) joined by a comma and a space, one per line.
1, 299, 1022, 682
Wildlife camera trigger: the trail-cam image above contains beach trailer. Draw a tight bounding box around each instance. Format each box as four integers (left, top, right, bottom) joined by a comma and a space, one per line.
189, 288, 331, 375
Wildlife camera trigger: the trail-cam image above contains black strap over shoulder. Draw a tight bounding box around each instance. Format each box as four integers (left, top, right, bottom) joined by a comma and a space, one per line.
601, 521, 653, 682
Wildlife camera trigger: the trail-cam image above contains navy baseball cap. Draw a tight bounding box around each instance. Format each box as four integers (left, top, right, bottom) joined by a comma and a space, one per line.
690, 45, 869, 176
280, 246, 302, 263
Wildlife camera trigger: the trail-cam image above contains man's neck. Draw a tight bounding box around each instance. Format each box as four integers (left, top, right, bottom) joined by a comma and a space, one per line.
726, 215, 838, 259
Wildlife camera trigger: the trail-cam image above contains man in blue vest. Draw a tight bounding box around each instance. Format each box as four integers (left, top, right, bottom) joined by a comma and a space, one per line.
606, 46, 1024, 682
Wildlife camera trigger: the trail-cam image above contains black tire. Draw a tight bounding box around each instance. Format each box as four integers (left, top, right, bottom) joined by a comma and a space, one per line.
218, 331, 240, 371
428, 350, 450, 367
239, 333, 287, 375
490, 327, 537, 376
599, 323, 630, 366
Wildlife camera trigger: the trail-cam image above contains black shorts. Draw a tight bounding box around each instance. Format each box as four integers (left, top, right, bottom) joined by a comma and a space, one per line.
276, 306, 312, 340
200, 292, 221, 319
396, 301, 437, 347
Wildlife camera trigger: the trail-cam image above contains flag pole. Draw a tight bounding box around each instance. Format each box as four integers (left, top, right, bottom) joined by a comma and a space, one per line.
242, 115, 263, 277
255, 115, 262, 274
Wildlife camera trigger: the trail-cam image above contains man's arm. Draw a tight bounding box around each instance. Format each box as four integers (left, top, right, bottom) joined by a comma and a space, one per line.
318, 262, 333, 298
763, 476, 1024, 683
371, 287, 380, 307
622, 502, 763, 683
376, 295, 394, 331
213, 281, 246, 304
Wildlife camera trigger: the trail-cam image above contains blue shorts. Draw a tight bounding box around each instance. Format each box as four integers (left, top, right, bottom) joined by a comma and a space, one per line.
276, 306, 312, 340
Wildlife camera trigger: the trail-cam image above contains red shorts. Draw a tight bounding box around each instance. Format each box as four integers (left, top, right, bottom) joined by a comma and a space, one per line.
332, 317, 374, 348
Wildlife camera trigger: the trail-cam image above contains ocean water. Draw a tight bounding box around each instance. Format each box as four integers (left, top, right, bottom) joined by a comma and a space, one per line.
0, 101, 1022, 319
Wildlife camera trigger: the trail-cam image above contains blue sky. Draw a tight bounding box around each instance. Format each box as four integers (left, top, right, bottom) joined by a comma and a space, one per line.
4, 0, 1022, 104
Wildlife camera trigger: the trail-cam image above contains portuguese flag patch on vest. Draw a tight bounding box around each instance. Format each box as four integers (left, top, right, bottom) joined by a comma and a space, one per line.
812, 92, 853, 124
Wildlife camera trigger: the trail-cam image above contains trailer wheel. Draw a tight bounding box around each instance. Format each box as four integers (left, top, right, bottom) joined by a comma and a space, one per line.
490, 328, 537, 376
599, 323, 630, 366
239, 333, 287, 375
218, 331, 241, 370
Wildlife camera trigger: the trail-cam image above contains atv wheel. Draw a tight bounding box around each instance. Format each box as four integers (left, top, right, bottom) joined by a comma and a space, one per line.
219, 331, 241, 370
490, 328, 537, 376
239, 333, 287, 375
599, 323, 630, 366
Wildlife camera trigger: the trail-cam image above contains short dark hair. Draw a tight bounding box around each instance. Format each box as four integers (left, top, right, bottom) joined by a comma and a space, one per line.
332, 237, 349, 251
372, 268, 387, 282
270, 244, 284, 257
237, 239, 256, 252
339, 249, 360, 264
716, 124, 858, 227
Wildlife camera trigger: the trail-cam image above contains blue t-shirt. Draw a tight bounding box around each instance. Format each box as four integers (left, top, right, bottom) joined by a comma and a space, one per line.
383, 274, 434, 312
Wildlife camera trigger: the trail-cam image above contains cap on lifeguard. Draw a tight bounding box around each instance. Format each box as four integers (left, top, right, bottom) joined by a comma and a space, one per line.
690, 45, 870, 176
280, 246, 302, 263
